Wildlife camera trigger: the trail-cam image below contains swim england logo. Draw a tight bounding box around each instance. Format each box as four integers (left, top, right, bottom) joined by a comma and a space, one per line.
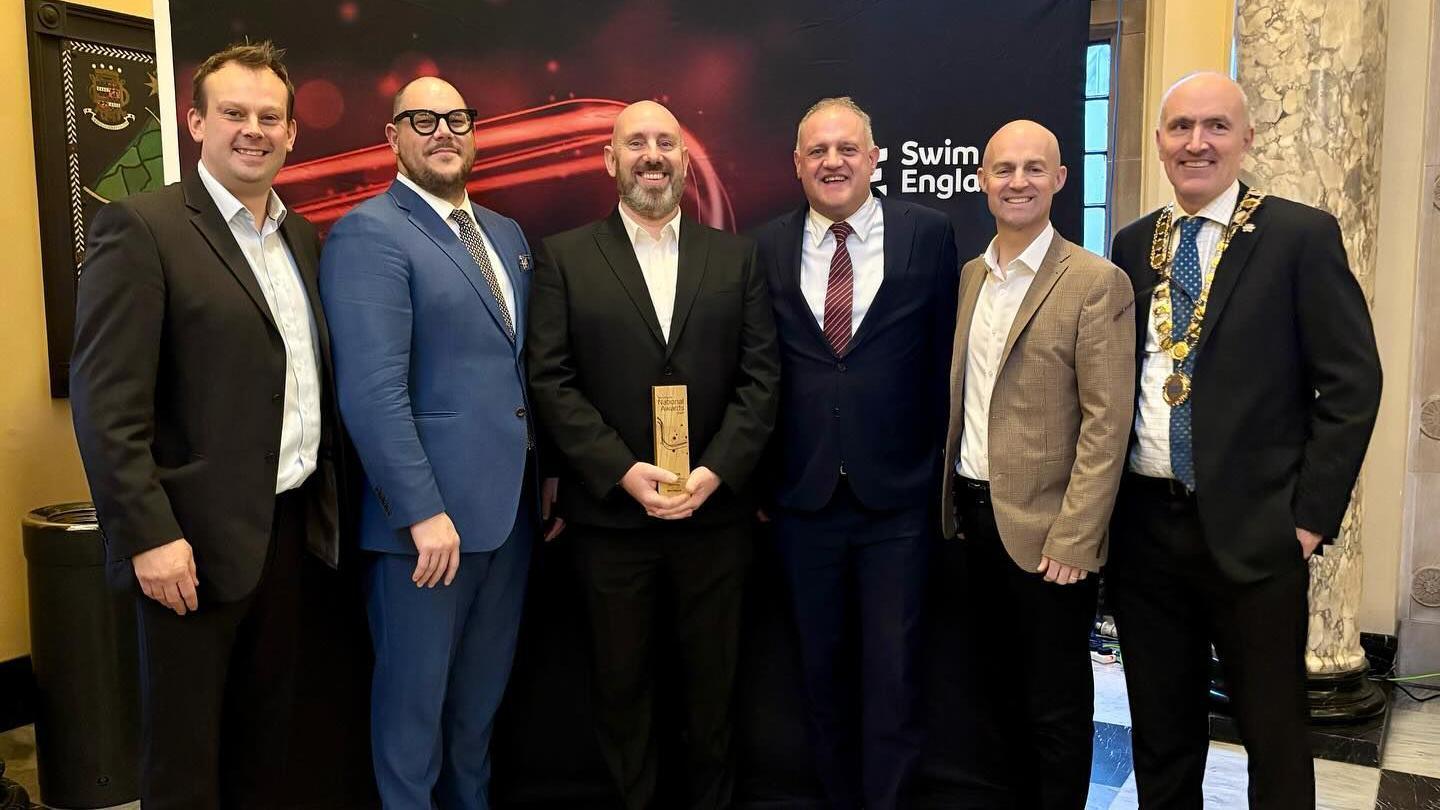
871, 138, 982, 201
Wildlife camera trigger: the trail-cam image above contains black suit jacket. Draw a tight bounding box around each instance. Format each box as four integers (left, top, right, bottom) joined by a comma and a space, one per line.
526, 209, 780, 529
70, 171, 342, 602
1109, 185, 1381, 582
752, 198, 959, 513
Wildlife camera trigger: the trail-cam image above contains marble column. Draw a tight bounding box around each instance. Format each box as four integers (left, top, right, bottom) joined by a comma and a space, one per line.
1234, 0, 1387, 679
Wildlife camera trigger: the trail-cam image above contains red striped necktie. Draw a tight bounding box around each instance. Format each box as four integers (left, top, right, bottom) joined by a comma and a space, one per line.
822, 220, 855, 356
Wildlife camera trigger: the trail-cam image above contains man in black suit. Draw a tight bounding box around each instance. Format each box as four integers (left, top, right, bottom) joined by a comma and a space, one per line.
70, 42, 341, 809
1107, 71, 1381, 809
750, 97, 957, 810
526, 100, 779, 810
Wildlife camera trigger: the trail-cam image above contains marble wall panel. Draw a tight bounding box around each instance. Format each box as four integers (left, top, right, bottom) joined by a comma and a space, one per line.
1237, 0, 1388, 675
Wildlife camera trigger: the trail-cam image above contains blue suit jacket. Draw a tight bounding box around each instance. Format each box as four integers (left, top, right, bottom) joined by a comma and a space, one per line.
752, 198, 959, 513
320, 180, 534, 554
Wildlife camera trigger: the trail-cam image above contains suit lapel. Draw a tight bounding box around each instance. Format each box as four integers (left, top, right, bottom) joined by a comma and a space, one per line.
1121, 210, 1164, 368
949, 260, 986, 431
1194, 183, 1259, 360
183, 172, 278, 334
847, 197, 914, 355
998, 233, 1071, 371
390, 181, 515, 344
595, 210, 666, 346
665, 218, 710, 357
781, 206, 829, 349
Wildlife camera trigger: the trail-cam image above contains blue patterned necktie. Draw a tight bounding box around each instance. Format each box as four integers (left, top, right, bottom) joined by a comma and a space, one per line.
1169, 216, 1204, 490
449, 209, 515, 339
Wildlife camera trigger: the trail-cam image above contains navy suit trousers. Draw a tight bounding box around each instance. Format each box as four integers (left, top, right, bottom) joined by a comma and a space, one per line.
365, 476, 534, 810
775, 480, 930, 810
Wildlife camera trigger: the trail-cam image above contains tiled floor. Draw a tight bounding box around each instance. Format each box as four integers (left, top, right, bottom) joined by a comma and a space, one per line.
1, 665, 1436, 808
1085, 660, 1440, 809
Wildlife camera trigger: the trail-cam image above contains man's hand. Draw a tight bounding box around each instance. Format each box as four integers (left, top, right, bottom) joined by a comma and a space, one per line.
410, 512, 461, 587
1037, 556, 1089, 586
542, 477, 566, 542
1297, 527, 1324, 560
649, 466, 722, 520
133, 538, 199, 615
620, 462, 690, 518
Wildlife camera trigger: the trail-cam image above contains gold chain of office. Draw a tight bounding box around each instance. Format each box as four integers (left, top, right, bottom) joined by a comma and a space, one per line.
1147, 188, 1266, 407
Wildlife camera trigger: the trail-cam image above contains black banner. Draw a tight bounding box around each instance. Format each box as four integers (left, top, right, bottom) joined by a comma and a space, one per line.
168, 0, 1086, 254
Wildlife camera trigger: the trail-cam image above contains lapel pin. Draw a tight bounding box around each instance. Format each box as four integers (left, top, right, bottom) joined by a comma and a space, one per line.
518, 253, 531, 271
1241, 223, 1256, 233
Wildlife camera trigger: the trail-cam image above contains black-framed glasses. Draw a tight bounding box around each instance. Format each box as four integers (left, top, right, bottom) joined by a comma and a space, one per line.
393, 108, 478, 136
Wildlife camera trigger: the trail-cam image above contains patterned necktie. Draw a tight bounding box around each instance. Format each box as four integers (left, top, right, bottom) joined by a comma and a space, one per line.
822, 221, 856, 356
449, 209, 515, 339
1169, 216, 1205, 490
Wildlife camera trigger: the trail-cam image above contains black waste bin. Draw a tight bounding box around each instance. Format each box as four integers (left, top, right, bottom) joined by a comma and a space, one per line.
22, 503, 139, 809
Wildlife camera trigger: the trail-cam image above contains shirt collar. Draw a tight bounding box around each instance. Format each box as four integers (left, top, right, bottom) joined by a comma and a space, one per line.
983, 222, 1055, 280
396, 172, 476, 226
806, 193, 879, 248
1173, 180, 1242, 228
617, 203, 681, 246
197, 159, 286, 229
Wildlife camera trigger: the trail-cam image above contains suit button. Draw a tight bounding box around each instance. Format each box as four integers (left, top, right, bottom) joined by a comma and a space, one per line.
265, 451, 277, 461
515, 407, 527, 418
837, 363, 847, 372
832, 407, 840, 418
272, 393, 281, 403
663, 366, 674, 376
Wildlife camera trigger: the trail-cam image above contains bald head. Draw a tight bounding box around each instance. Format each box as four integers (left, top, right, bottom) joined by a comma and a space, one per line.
611, 100, 684, 148
605, 100, 689, 223
982, 119, 1060, 168
1155, 71, 1254, 213
386, 75, 474, 205
1159, 71, 1250, 128
978, 119, 1067, 240
393, 76, 465, 116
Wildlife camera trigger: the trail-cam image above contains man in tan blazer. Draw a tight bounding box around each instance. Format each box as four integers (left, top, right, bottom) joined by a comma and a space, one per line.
939, 120, 1134, 809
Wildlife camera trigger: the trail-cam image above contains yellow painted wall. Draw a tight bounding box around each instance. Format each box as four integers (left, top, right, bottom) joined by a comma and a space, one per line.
1139, 0, 1235, 212
1363, 0, 1430, 634
0, 0, 152, 663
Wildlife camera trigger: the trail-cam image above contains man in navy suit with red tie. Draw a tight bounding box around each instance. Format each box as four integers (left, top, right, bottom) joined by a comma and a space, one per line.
751, 97, 959, 810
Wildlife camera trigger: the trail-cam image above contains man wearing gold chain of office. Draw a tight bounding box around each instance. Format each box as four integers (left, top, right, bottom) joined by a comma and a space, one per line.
1105, 71, 1382, 810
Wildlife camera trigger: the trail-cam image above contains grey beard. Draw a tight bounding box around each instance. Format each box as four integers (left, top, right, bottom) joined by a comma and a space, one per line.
620, 174, 684, 219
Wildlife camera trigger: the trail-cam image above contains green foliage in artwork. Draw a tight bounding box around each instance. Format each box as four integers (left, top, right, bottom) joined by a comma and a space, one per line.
91, 114, 162, 203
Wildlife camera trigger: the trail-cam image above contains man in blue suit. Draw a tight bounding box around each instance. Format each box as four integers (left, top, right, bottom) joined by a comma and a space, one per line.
751, 97, 959, 810
320, 76, 553, 809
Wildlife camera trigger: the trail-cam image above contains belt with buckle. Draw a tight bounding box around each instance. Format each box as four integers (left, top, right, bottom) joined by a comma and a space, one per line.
1124, 472, 1195, 502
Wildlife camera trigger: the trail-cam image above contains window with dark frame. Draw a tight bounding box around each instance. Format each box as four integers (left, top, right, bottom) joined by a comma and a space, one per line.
1083, 38, 1113, 256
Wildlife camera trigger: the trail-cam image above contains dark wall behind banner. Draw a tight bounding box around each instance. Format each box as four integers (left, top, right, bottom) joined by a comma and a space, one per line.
168, 0, 1087, 253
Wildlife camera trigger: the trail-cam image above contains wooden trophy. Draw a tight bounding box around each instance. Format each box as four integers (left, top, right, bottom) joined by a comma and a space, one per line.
652, 385, 690, 495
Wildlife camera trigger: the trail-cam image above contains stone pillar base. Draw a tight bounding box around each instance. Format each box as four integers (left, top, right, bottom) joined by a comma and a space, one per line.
1209, 660, 1388, 724
1305, 666, 1388, 724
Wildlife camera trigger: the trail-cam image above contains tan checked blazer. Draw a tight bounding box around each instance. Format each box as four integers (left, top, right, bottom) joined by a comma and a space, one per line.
939, 234, 1135, 573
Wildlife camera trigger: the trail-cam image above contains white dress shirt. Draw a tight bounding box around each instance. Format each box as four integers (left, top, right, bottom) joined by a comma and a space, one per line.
1129, 180, 1241, 478
197, 160, 320, 494
617, 204, 682, 342
957, 223, 1055, 480
801, 193, 885, 336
